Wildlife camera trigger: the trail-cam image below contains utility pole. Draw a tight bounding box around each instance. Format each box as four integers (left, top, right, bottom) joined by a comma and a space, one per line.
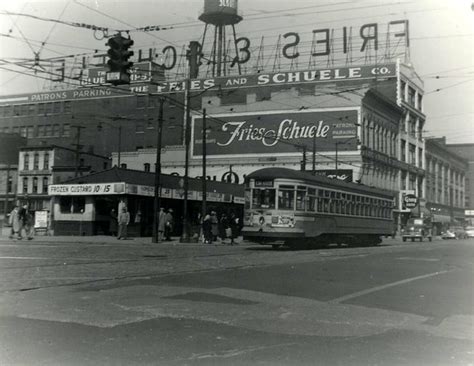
181, 41, 201, 242
72, 125, 85, 178
202, 108, 207, 219
181, 78, 191, 242
117, 125, 122, 167
301, 145, 307, 171
152, 98, 164, 243
335, 142, 339, 175
3, 164, 11, 218
312, 132, 316, 174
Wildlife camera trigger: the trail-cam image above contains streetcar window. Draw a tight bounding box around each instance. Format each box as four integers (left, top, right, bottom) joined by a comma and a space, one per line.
278, 186, 295, 210
296, 188, 306, 211
245, 189, 251, 209
252, 188, 275, 209
318, 190, 325, 197
307, 188, 317, 212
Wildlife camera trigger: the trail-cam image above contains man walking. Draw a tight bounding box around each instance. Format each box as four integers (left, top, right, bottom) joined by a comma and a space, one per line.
164, 208, 174, 241
117, 206, 130, 240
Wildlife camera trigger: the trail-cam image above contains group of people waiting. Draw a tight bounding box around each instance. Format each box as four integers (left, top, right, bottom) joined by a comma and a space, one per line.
8, 204, 33, 240
202, 211, 241, 245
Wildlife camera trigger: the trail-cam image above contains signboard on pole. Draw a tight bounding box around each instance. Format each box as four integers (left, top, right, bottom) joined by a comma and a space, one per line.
34, 211, 48, 229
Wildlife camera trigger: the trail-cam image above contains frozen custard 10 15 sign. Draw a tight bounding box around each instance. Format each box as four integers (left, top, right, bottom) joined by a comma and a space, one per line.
192, 109, 359, 157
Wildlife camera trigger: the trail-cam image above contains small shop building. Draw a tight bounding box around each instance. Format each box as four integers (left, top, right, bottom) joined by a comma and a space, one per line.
48, 167, 245, 236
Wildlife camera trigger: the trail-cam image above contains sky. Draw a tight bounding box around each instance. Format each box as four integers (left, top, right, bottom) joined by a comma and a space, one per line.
0, 0, 473, 144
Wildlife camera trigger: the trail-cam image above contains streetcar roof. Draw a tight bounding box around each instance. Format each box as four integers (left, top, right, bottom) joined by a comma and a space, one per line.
245, 168, 394, 198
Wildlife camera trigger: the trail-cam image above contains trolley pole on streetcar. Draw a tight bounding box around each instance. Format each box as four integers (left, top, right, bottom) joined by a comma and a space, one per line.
152, 98, 164, 243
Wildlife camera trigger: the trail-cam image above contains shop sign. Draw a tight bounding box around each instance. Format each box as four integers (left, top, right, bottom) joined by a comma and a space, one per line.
34, 211, 48, 229
404, 194, 418, 209
192, 109, 359, 157
49, 183, 125, 195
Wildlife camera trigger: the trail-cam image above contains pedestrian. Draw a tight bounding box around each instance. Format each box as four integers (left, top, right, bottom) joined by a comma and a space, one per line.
219, 213, 229, 244
202, 214, 212, 244
117, 206, 130, 240
158, 207, 166, 241
8, 205, 21, 239
164, 208, 174, 241
210, 211, 219, 242
229, 212, 239, 245
17, 204, 31, 240
109, 209, 118, 236
23, 209, 34, 240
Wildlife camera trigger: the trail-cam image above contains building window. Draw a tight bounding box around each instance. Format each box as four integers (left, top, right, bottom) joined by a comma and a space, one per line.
409, 144, 416, 165
400, 80, 406, 101
53, 124, 60, 137
20, 126, 27, 137
44, 153, 49, 170
37, 125, 45, 137
53, 102, 61, 114
24, 154, 29, 170
13, 105, 20, 116
64, 101, 71, 114
407, 87, 416, 106
137, 96, 147, 109
45, 124, 52, 137
32, 177, 38, 193
103, 161, 108, 170
400, 140, 406, 162
27, 125, 35, 138
120, 163, 127, 169
22, 177, 28, 193
146, 119, 154, 129
42, 177, 49, 193
59, 196, 85, 213
144, 163, 150, 172
63, 124, 70, 137
38, 104, 45, 115
135, 123, 144, 133
33, 153, 39, 170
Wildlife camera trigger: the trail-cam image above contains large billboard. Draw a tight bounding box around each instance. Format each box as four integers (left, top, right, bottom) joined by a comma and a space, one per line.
192, 108, 359, 158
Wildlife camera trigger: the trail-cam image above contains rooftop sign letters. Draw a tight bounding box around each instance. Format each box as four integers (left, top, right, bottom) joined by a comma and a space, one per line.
0, 63, 396, 105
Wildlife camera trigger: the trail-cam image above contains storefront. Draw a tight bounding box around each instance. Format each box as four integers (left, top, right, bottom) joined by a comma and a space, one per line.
48, 167, 244, 236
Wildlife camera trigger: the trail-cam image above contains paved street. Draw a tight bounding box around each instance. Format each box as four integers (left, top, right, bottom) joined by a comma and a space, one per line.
0, 235, 473, 365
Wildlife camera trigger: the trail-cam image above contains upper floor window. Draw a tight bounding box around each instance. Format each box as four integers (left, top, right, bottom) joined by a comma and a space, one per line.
33, 153, 39, 170
44, 153, 50, 170
144, 163, 150, 172
417, 94, 423, 111
42, 177, 49, 193
400, 80, 406, 100
32, 177, 38, 193
24, 154, 29, 170
120, 163, 127, 169
408, 87, 416, 106
22, 177, 28, 193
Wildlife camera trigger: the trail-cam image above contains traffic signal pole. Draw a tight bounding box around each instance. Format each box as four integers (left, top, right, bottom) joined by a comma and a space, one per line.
152, 98, 164, 243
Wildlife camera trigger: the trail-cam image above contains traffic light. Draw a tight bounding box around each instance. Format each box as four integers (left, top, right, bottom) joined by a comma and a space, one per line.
106, 34, 134, 85
186, 41, 202, 79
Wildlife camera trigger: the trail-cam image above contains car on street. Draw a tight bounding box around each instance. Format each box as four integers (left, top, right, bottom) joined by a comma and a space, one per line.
442, 227, 468, 240
464, 226, 474, 238
402, 218, 432, 242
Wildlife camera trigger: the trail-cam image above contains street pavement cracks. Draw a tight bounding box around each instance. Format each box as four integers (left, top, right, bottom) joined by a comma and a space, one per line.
0, 236, 472, 351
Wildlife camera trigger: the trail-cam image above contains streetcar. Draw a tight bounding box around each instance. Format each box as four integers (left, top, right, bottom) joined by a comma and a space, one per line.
242, 168, 395, 249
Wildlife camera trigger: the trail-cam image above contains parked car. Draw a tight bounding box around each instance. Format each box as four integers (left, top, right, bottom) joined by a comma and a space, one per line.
442, 227, 467, 240
465, 226, 474, 238
402, 218, 432, 242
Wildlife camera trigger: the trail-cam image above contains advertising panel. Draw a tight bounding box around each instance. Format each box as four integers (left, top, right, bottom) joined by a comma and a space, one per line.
49, 183, 125, 196
315, 169, 353, 182
192, 109, 359, 158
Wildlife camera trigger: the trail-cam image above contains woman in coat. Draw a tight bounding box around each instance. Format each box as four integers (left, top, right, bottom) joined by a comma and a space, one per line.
8, 206, 21, 239
202, 214, 213, 244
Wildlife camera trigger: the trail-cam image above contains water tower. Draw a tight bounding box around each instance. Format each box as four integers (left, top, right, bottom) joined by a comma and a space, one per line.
198, 0, 243, 76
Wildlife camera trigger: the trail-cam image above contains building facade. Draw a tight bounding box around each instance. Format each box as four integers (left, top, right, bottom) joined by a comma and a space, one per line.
17, 145, 110, 211
425, 138, 467, 233
0, 133, 27, 223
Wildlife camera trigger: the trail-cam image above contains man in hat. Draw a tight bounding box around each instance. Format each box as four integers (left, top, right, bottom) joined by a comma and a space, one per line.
117, 206, 130, 240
